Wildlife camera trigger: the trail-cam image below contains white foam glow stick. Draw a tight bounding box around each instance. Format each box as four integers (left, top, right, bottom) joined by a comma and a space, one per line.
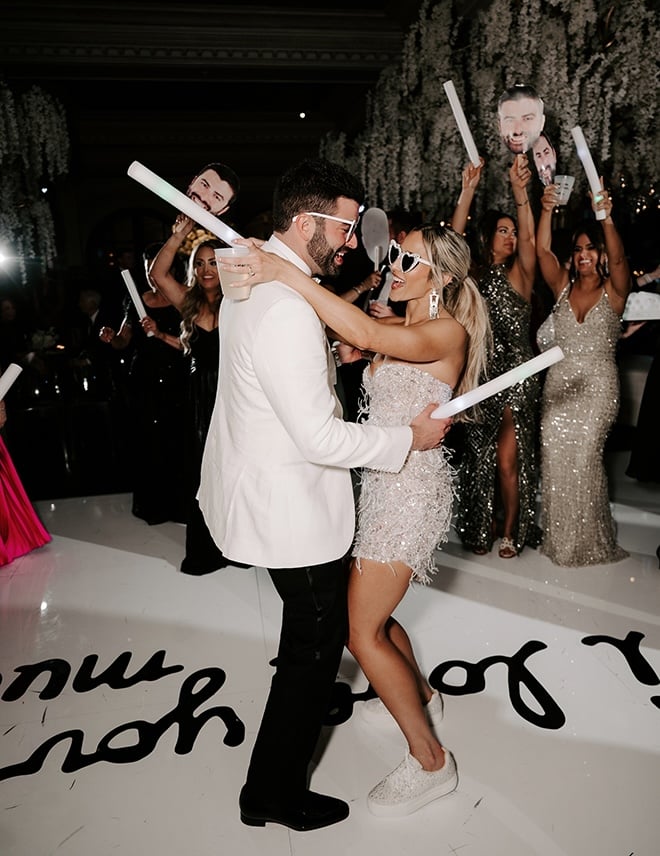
571, 126, 606, 221
127, 161, 243, 243
443, 80, 481, 167
0, 363, 22, 401
121, 269, 154, 337
432, 346, 564, 419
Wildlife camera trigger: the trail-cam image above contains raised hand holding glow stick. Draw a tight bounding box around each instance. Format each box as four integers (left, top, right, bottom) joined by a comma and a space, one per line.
571, 126, 606, 221
121, 269, 154, 337
0, 363, 23, 402
432, 347, 563, 419
127, 161, 243, 243
443, 80, 481, 167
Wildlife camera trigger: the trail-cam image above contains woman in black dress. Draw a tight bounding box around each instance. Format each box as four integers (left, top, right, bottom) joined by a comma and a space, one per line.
99, 243, 188, 525
150, 219, 231, 574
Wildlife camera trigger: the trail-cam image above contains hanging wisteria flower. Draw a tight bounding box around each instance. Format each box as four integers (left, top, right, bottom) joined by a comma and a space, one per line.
0, 83, 69, 283
319, 0, 658, 226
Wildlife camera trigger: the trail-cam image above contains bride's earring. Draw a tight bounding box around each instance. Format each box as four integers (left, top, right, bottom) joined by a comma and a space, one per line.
429, 288, 440, 319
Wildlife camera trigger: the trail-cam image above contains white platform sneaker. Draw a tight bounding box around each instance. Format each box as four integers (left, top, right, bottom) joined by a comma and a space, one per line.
367, 749, 458, 817
359, 689, 444, 730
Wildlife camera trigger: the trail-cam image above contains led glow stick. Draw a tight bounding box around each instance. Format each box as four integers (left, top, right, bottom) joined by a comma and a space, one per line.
0, 363, 22, 401
127, 161, 243, 243
571, 127, 606, 221
443, 80, 481, 167
121, 269, 154, 337
432, 346, 564, 419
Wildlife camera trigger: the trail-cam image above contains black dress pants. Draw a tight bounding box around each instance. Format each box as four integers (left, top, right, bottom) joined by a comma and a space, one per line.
243, 558, 348, 804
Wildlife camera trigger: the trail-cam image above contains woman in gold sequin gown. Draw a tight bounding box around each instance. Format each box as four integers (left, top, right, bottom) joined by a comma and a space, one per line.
453, 156, 542, 558
535, 184, 631, 566
222, 224, 489, 814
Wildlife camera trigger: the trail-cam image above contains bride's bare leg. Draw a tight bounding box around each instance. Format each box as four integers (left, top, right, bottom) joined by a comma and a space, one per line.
347, 557, 446, 772
384, 616, 435, 703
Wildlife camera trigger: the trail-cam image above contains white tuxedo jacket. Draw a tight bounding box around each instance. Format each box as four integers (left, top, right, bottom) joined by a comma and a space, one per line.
198, 236, 412, 568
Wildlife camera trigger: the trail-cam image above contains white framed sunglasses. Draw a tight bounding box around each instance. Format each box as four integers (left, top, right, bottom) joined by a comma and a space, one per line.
292, 211, 360, 243
388, 239, 432, 273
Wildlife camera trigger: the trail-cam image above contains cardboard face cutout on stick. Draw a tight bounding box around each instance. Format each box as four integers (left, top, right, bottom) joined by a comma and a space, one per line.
497, 84, 545, 155
531, 132, 557, 186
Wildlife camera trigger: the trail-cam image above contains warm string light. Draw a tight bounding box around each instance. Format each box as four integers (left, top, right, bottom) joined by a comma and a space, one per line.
617, 173, 657, 215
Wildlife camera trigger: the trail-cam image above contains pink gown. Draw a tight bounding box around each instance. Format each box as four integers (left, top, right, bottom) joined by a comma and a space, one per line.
0, 436, 51, 565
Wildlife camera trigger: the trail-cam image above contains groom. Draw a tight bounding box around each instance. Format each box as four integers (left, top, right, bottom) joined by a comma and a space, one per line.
198, 158, 450, 831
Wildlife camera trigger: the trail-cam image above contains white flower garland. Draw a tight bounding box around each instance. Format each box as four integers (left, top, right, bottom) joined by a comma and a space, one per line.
0, 82, 69, 284
319, 0, 659, 226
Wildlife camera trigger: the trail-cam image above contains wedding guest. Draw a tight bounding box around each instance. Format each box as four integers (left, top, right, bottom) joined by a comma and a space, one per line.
536, 183, 631, 566
149, 160, 241, 573
453, 155, 542, 558
65, 287, 121, 400
198, 158, 451, 830
0, 297, 32, 370
150, 231, 227, 572
625, 265, 660, 482
0, 399, 51, 566
99, 242, 187, 525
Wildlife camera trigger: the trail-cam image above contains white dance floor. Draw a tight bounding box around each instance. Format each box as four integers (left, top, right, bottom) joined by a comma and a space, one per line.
1, 451, 658, 855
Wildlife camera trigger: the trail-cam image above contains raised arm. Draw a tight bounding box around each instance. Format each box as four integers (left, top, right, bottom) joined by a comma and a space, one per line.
148, 215, 192, 311
593, 187, 631, 310
99, 315, 133, 349
140, 316, 183, 350
227, 242, 463, 364
450, 159, 484, 235
536, 184, 568, 298
340, 270, 382, 304
509, 154, 535, 299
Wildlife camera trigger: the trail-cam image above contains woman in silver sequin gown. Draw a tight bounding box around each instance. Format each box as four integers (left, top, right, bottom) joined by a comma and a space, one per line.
535, 183, 631, 566
452, 156, 541, 558
227, 224, 489, 814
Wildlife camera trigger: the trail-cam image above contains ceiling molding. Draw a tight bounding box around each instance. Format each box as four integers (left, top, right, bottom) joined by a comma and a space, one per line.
1, 43, 399, 76
1, 3, 406, 80
0, 1, 423, 224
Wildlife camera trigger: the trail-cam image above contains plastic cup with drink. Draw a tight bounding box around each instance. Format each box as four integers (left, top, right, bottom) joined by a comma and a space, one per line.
554, 175, 575, 205
215, 246, 252, 300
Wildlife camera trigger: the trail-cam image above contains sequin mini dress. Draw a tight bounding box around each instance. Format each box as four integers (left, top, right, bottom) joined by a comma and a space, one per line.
536, 285, 628, 566
352, 361, 454, 584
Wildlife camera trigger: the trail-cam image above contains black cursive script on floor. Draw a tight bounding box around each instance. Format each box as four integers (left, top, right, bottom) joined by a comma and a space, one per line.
1, 632, 657, 780
0, 650, 244, 781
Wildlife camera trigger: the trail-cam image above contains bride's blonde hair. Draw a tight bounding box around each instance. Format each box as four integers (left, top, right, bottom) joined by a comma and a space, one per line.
417, 225, 491, 420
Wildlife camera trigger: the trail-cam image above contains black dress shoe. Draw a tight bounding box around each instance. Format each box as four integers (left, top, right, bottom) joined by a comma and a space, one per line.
180, 557, 229, 575
239, 788, 349, 831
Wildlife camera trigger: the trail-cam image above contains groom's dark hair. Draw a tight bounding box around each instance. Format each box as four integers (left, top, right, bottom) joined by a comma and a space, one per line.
272, 158, 364, 232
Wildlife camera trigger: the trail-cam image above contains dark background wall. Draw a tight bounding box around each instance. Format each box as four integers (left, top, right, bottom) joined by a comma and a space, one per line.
1, 0, 428, 276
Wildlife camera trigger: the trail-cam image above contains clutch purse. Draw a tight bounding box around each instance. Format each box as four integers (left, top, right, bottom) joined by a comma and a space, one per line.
622, 290, 660, 321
